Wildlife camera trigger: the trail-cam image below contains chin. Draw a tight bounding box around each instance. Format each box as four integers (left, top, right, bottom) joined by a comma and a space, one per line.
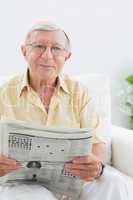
38, 70, 57, 80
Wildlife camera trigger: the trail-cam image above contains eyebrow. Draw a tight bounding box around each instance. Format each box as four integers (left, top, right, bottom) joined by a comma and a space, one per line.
29, 41, 65, 47
52, 42, 64, 46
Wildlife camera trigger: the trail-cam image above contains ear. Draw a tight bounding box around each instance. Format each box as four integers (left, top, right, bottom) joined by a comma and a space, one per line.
65, 52, 71, 61
21, 45, 27, 57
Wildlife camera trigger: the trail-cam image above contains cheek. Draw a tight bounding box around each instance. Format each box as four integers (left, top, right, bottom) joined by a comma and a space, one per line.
55, 57, 66, 69
26, 52, 38, 65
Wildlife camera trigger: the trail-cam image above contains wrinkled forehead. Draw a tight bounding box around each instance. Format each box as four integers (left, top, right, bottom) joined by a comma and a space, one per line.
25, 30, 67, 46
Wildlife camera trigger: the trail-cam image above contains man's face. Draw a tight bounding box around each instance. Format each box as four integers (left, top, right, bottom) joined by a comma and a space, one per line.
21, 30, 71, 80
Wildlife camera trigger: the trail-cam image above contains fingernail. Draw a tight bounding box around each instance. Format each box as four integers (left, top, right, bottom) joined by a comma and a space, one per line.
72, 160, 77, 163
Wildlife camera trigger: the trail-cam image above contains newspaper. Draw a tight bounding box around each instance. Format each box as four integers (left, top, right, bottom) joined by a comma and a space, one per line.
0, 118, 93, 199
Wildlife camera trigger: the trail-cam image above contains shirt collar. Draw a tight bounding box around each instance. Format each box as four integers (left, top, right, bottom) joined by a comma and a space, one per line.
57, 74, 70, 94
18, 69, 70, 97
18, 69, 30, 97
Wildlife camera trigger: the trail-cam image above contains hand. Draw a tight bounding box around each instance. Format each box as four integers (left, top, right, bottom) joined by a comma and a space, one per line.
0, 155, 21, 177
64, 153, 102, 181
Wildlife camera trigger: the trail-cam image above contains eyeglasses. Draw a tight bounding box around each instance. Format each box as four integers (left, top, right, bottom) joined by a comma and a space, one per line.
25, 43, 67, 56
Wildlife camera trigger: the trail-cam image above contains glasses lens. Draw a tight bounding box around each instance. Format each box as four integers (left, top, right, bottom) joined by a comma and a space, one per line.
27, 44, 66, 56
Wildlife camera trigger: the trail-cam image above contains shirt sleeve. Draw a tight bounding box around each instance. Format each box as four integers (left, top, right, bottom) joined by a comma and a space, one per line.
79, 88, 104, 144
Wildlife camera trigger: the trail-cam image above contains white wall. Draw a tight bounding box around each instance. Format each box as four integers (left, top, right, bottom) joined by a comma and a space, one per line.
0, 0, 133, 128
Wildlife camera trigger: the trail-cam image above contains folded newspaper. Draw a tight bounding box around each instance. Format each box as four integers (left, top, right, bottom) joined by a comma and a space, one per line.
0, 118, 93, 199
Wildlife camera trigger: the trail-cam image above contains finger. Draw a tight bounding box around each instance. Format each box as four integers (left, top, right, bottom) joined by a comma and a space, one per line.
64, 163, 99, 172
0, 155, 18, 165
72, 155, 97, 164
0, 163, 22, 170
64, 163, 93, 171
68, 169, 98, 181
0, 170, 8, 177
64, 163, 101, 181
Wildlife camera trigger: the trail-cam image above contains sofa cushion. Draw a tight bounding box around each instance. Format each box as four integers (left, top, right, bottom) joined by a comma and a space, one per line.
0, 76, 12, 86
111, 125, 133, 178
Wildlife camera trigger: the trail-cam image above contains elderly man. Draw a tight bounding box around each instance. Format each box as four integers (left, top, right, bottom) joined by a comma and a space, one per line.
0, 22, 128, 200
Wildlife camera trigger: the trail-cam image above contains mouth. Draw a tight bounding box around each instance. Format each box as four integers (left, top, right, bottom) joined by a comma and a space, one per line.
38, 64, 54, 68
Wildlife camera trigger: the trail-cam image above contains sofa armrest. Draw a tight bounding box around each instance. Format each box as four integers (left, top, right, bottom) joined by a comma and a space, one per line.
110, 125, 133, 178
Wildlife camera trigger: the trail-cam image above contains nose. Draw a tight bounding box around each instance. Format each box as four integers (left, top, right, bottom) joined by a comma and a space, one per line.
41, 47, 53, 59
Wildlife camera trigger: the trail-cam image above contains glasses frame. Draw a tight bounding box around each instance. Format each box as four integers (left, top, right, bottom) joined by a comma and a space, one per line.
25, 43, 67, 56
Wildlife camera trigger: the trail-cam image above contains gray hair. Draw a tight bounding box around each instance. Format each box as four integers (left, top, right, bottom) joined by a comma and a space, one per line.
25, 21, 71, 51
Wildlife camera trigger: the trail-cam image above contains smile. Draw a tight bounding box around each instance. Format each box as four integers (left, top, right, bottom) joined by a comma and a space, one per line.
39, 64, 54, 68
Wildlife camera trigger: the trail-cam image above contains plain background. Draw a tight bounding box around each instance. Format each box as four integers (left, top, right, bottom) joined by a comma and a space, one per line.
0, 0, 133, 128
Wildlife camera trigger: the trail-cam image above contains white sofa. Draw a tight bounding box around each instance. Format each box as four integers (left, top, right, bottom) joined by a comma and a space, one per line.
0, 74, 133, 198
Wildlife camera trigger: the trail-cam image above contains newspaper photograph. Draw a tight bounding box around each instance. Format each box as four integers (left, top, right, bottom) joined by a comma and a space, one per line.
0, 118, 93, 199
